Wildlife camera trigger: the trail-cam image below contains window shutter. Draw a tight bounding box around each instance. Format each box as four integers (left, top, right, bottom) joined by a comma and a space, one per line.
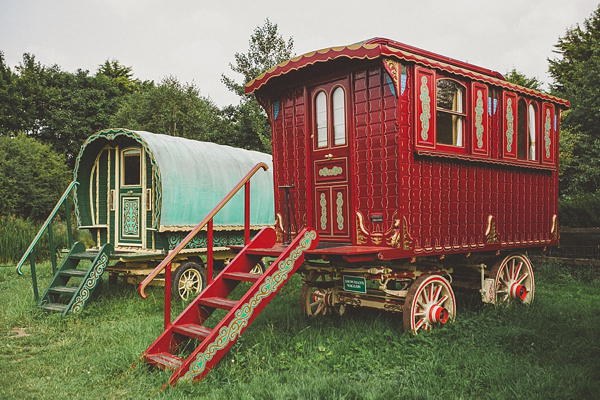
471, 83, 489, 156
415, 68, 436, 149
502, 91, 518, 159
541, 103, 555, 164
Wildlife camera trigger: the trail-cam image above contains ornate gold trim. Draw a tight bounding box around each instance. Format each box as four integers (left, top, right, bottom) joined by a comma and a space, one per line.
356, 212, 368, 244
551, 214, 559, 240
485, 215, 499, 244
383, 58, 400, 97
275, 213, 284, 242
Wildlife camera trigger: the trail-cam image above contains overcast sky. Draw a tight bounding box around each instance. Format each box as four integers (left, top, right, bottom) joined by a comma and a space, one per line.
1, 0, 598, 107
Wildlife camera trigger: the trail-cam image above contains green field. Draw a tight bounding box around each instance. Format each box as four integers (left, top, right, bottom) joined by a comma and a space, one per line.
1, 260, 598, 399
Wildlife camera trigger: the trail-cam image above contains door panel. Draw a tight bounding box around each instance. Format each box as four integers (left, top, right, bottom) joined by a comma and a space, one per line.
310, 78, 352, 241
117, 147, 144, 246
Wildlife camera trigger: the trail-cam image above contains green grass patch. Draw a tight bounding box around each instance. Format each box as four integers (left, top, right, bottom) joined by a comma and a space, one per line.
1, 260, 599, 399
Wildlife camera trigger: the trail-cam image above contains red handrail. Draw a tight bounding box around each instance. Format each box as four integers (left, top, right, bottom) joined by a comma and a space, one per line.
138, 162, 268, 301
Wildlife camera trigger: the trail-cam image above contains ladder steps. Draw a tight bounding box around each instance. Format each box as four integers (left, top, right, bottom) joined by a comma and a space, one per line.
59, 269, 88, 277
39, 303, 68, 313
48, 285, 78, 295
70, 252, 99, 260
222, 271, 261, 283
172, 324, 212, 340
145, 352, 183, 370
197, 297, 238, 310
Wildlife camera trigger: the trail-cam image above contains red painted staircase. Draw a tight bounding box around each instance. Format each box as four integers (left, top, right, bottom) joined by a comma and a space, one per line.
141, 226, 318, 385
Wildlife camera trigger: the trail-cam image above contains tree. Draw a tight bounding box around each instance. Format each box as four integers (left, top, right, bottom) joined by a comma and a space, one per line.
0, 54, 125, 167
504, 68, 543, 91
0, 134, 70, 220
549, 4, 600, 195
111, 76, 226, 142
221, 18, 294, 152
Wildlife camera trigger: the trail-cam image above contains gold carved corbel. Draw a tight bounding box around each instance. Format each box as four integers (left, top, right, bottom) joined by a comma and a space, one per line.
485, 215, 499, 244
383, 58, 401, 97
551, 214, 559, 240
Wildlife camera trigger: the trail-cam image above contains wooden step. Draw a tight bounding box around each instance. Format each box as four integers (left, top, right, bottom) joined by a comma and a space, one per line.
145, 352, 183, 370
59, 269, 87, 277
48, 286, 78, 295
70, 252, 99, 260
221, 272, 261, 283
39, 303, 68, 313
197, 297, 238, 310
172, 324, 212, 340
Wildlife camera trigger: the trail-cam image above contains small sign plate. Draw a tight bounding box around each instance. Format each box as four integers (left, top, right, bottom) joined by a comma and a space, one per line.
343, 275, 367, 294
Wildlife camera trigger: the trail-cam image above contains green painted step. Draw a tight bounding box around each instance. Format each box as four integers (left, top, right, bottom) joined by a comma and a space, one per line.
59, 269, 87, 277
39, 303, 68, 313
38, 242, 113, 316
48, 286, 78, 295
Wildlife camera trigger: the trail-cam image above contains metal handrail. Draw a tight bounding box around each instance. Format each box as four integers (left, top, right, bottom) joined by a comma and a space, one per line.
137, 162, 269, 299
16, 181, 79, 275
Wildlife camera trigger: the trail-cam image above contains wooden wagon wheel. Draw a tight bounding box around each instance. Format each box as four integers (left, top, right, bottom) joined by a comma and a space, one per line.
403, 274, 456, 335
300, 271, 345, 317
173, 261, 206, 301
489, 253, 535, 305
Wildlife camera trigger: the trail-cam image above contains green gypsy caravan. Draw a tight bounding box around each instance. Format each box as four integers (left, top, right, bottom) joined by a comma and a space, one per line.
17, 128, 275, 314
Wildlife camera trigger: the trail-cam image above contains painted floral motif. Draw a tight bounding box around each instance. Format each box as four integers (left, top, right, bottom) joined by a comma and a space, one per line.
419, 76, 431, 141
318, 166, 343, 177
475, 90, 485, 149
71, 253, 109, 314
320, 193, 327, 230
336, 192, 344, 231
544, 109, 552, 159
505, 98, 514, 153
123, 198, 140, 237
180, 230, 317, 383
167, 231, 246, 250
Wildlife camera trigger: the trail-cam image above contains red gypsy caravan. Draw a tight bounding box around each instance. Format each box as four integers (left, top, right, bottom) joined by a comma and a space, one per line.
245, 37, 568, 328
139, 38, 569, 385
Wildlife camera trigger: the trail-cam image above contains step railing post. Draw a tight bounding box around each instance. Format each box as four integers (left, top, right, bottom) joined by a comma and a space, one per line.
164, 261, 171, 329
65, 199, 73, 248
48, 222, 57, 275
29, 253, 39, 302
207, 220, 213, 285
244, 181, 250, 245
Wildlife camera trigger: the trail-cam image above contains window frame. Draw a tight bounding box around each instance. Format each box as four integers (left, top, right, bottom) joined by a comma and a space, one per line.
434, 76, 468, 154
311, 83, 348, 151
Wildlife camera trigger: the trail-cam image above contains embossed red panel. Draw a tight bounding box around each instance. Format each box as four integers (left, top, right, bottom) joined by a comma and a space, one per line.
471, 83, 489, 156
314, 158, 348, 184
332, 186, 350, 237
414, 68, 436, 149
502, 91, 518, 159
541, 102, 555, 165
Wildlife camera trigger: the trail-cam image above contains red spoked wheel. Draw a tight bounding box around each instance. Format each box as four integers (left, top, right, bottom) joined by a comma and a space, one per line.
490, 253, 535, 305
403, 275, 456, 335
301, 271, 345, 317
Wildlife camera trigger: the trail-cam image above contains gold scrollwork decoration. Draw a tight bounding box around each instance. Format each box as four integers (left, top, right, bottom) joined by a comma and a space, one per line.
551, 214, 559, 240
485, 215, 499, 244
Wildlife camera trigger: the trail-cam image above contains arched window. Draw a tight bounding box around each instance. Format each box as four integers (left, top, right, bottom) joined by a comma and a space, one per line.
332, 87, 346, 145
436, 79, 465, 146
528, 103, 537, 160
315, 91, 327, 148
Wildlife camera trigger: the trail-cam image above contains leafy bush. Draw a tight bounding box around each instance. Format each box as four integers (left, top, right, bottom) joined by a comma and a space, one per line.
558, 192, 600, 227
0, 134, 70, 221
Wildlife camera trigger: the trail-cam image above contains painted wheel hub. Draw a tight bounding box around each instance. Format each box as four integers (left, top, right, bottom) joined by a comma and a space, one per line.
509, 283, 527, 301
427, 304, 449, 324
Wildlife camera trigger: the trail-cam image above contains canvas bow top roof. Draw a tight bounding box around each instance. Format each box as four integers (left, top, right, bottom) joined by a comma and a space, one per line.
73, 129, 274, 231
245, 37, 569, 107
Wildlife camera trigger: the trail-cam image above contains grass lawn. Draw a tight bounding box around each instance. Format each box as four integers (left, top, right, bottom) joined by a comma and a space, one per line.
1, 259, 599, 399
